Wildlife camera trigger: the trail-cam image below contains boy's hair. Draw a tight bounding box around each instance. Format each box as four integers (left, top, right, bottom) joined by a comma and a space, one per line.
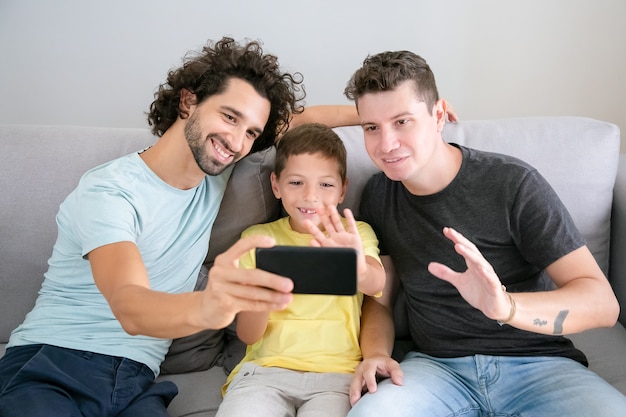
274, 123, 347, 182
147, 37, 305, 153
344, 50, 439, 115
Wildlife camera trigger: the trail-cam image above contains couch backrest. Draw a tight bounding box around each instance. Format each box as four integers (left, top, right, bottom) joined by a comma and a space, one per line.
0, 125, 156, 342
0, 117, 620, 344
333, 117, 621, 278
331, 117, 621, 333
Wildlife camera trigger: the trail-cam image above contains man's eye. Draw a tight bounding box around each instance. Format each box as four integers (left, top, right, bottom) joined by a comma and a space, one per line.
224, 113, 235, 122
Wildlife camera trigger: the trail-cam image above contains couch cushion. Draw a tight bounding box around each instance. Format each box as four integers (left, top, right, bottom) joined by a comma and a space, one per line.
0, 124, 156, 343
333, 126, 381, 216
161, 147, 280, 374
204, 146, 280, 263
568, 324, 626, 395
161, 126, 380, 373
157, 367, 227, 417
442, 117, 620, 275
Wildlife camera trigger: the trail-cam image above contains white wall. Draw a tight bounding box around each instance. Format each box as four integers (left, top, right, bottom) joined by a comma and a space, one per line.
1, 0, 625, 149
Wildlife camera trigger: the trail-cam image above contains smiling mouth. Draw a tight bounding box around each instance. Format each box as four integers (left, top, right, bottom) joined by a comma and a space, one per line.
210, 136, 235, 161
382, 155, 406, 164
298, 207, 318, 215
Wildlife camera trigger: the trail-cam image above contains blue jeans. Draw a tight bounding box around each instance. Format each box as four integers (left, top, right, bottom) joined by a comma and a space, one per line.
0, 344, 178, 417
348, 352, 626, 417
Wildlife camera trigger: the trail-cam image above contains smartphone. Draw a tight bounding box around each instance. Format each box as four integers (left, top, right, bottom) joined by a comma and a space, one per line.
255, 246, 357, 295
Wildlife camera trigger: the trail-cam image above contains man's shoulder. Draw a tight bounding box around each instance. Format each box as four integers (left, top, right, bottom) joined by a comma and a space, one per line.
79, 153, 143, 185
364, 170, 393, 189
461, 145, 535, 172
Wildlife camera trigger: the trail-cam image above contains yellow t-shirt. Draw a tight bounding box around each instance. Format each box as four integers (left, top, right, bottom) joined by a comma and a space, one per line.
222, 216, 381, 395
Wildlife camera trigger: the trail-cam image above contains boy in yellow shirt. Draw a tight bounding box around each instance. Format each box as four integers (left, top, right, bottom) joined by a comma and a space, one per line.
216, 123, 385, 417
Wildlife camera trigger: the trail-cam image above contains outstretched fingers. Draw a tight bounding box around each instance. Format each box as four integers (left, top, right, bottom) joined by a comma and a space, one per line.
443, 227, 494, 275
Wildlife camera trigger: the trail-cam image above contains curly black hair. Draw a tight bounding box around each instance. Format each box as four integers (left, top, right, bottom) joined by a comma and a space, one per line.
147, 37, 305, 152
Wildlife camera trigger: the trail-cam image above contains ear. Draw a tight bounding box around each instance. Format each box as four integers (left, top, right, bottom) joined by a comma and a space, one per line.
434, 99, 447, 132
179, 88, 198, 119
270, 172, 281, 199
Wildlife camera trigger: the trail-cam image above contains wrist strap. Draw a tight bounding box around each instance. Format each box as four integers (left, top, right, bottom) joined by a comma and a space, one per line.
497, 285, 516, 326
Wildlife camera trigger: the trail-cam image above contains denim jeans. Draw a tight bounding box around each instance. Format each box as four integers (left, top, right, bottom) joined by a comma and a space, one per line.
0, 344, 178, 417
348, 351, 626, 417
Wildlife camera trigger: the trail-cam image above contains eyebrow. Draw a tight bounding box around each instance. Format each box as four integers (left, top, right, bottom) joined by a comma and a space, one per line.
222, 105, 264, 135
360, 111, 415, 127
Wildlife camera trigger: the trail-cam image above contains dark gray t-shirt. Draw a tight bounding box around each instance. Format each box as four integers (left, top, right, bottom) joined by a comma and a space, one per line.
360, 144, 587, 364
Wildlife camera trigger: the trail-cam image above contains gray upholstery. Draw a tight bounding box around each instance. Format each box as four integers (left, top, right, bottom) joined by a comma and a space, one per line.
1, 117, 624, 416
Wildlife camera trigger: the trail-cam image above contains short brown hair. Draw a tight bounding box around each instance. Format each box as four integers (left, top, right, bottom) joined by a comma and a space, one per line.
274, 123, 347, 182
147, 37, 305, 152
344, 50, 439, 114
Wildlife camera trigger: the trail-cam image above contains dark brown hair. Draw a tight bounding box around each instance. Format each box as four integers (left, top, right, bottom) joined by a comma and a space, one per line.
274, 123, 347, 182
147, 37, 305, 152
344, 50, 439, 114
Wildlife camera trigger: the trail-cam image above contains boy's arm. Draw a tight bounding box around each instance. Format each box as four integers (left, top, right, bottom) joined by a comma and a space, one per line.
236, 311, 270, 345
304, 206, 385, 296
361, 255, 386, 296
350, 256, 403, 405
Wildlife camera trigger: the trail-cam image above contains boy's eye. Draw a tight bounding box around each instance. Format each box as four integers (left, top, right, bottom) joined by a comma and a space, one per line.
321, 183, 334, 188
289, 181, 303, 186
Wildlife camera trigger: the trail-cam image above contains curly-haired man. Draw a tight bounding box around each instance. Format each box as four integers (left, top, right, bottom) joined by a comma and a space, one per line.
0, 37, 354, 417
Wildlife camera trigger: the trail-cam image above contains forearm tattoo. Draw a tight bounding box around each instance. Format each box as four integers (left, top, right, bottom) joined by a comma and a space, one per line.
553, 310, 569, 334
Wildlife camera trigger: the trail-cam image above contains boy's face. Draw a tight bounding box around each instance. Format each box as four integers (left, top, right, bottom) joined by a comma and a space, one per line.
185, 78, 271, 176
357, 79, 445, 191
271, 152, 347, 234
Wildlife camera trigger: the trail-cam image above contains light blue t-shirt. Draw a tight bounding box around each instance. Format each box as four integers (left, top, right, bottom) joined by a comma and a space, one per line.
8, 152, 232, 376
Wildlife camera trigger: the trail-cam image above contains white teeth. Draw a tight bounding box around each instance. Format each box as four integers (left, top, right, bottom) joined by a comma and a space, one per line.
213, 141, 231, 159
300, 208, 317, 214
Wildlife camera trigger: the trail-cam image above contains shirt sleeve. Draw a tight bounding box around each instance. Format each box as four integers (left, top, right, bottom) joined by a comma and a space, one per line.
72, 180, 140, 257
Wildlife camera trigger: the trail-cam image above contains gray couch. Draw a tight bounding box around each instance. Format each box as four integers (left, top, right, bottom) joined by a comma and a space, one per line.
1, 117, 625, 416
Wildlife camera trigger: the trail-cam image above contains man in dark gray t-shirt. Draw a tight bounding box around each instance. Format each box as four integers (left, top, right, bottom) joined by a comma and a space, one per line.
344, 49, 626, 416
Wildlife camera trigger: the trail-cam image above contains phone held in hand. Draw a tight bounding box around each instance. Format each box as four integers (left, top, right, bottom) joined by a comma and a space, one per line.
255, 246, 357, 295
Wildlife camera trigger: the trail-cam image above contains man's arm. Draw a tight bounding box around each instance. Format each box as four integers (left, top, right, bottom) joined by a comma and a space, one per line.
429, 227, 620, 335
289, 102, 458, 131
89, 235, 293, 339
289, 105, 360, 130
350, 256, 403, 406
508, 246, 619, 334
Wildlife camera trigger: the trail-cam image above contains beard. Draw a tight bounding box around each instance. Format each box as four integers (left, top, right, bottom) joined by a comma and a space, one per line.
184, 113, 240, 176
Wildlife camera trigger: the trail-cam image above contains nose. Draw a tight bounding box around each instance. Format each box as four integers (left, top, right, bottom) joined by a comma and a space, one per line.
380, 127, 399, 153
228, 127, 246, 154
303, 183, 318, 202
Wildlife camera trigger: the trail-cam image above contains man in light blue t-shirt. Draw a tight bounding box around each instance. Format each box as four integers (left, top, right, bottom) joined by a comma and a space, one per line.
0, 37, 356, 417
